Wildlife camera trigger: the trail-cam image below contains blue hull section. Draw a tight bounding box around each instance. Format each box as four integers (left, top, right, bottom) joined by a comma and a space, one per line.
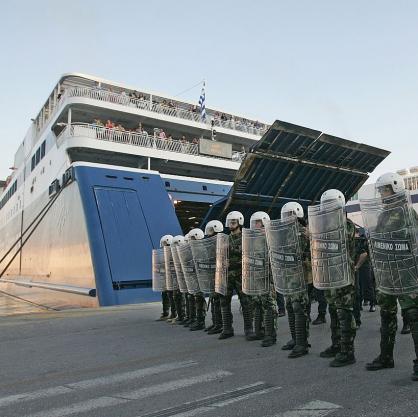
75, 166, 182, 306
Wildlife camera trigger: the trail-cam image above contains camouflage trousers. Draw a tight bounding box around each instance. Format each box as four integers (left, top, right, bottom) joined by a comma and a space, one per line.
377, 291, 418, 360
219, 270, 253, 333
325, 285, 357, 353
252, 288, 278, 338
285, 290, 310, 345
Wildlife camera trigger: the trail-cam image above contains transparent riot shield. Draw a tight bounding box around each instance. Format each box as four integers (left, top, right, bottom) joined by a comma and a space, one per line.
177, 242, 200, 294
215, 233, 229, 296
242, 228, 270, 295
308, 200, 352, 290
163, 246, 178, 291
360, 190, 418, 295
265, 217, 306, 295
152, 248, 167, 292
171, 246, 188, 293
190, 235, 217, 294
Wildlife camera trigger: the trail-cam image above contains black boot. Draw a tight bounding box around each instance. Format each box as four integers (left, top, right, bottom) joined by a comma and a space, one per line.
174, 291, 185, 324
261, 307, 276, 347
412, 360, 418, 381
190, 294, 206, 331
247, 303, 264, 341
366, 309, 396, 371
320, 305, 340, 358
219, 299, 234, 339
157, 291, 170, 321
312, 313, 326, 325
406, 308, 418, 380
288, 301, 309, 358
208, 296, 223, 335
184, 294, 196, 327
166, 290, 177, 322
401, 310, 411, 334
282, 301, 295, 350
242, 302, 256, 341
330, 309, 356, 367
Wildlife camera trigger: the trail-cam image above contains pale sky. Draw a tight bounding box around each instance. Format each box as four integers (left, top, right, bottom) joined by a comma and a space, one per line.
1, 0, 417, 182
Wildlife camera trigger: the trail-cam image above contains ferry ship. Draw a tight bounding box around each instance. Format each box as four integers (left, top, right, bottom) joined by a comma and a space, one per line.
0, 73, 390, 309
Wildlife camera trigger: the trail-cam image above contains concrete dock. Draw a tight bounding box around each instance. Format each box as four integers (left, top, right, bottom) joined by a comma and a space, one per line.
0, 299, 416, 417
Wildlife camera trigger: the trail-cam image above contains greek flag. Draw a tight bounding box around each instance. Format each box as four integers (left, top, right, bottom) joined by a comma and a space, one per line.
199, 82, 206, 121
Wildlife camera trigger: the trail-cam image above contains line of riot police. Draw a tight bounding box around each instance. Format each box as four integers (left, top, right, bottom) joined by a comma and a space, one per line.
152, 172, 418, 381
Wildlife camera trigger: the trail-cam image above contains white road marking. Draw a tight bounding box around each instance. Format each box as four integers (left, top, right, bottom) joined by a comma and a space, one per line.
0, 360, 197, 407
117, 370, 232, 400
24, 396, 128, 417
142, 382, 282, 417
274, 400, 342, 417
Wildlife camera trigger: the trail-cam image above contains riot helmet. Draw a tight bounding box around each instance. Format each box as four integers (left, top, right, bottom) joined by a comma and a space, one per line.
225, 210, 244, 229
172, 235, 185, 246
160, 234, 173, 247
250, 211, 270, 229
188, 228, 204, 240
375, 172, 405, 198
281, 202, 304, 219
205, 220, 224, 236
320, 189, 346, 208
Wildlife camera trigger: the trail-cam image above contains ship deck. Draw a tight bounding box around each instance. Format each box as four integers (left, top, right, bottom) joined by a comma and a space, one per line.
0, 298, 416, 417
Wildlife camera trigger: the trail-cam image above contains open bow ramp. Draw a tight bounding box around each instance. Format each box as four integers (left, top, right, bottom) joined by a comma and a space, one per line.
203, 120, 390, 224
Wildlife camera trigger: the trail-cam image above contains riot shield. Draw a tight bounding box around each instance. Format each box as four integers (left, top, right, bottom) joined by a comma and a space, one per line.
190, 235, 217, 294
242, 228, 270, 295
308, 201, 352, 290
215, 233, 229, 296
360, 190, 418, 295
265, 217, 306, 295
171, 246, 188, 293
163, 246, 178, 291
177, 242, 200, 294
152, 248, 167, 292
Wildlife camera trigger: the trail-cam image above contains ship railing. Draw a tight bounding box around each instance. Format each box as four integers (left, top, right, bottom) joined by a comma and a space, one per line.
63, 86, 268, 136
60, 124, 250, 161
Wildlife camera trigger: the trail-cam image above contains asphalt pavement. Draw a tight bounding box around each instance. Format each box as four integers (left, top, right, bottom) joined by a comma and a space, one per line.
0, 298, 416, 417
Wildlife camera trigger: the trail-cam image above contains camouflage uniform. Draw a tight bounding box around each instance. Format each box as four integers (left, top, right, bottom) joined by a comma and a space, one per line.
366, 209, 418, 379
250, 283, 277, 346
219, 231, 254, 338
321, 219, 357, 365
283, 224, 312, 357
353, 236, 369, 326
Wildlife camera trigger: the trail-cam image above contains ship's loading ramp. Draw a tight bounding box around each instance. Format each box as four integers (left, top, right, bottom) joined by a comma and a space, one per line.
203, 120, 390, 224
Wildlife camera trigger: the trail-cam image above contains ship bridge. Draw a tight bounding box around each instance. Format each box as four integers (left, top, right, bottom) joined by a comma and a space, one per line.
203, 120, 390, 224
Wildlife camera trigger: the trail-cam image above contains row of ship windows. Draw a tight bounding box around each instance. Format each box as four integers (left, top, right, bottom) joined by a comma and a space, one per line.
30, 140, 46, 172
0, 180, 18, 210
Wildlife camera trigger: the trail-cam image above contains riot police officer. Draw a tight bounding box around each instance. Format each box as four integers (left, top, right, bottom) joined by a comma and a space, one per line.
187, 228, 207, 331
244, 211, 278, 347
204, 220, 224, 335
361, 172, 418, 381
309, 189, 357, 367
276, 202, 312, 358
216, 211, 254, 340
158, 235, 176, 321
